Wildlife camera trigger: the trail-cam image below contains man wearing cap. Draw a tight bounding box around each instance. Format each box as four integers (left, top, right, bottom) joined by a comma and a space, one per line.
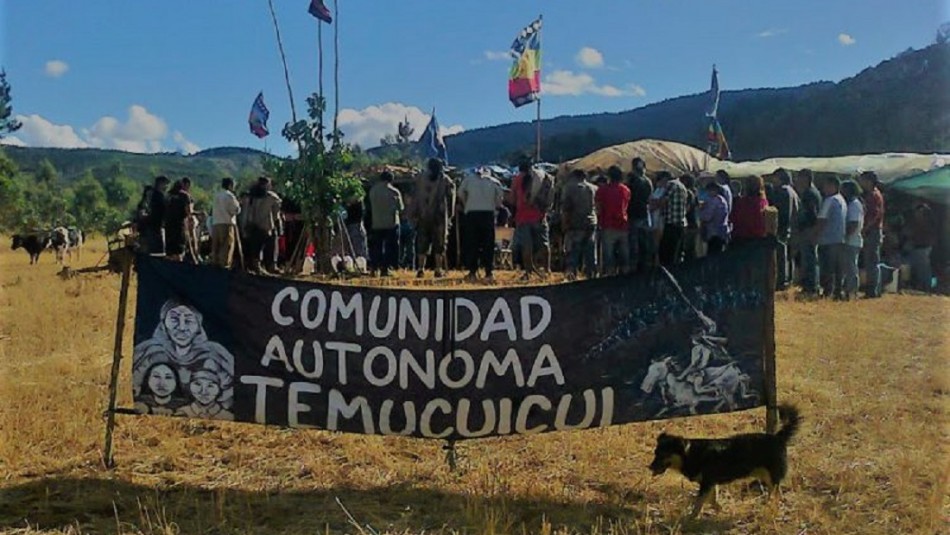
458, 167, 504, 281
367, 171, 404, 277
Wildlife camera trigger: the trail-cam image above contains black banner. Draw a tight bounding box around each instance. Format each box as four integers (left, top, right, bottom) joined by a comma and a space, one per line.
132, 240, 774, 440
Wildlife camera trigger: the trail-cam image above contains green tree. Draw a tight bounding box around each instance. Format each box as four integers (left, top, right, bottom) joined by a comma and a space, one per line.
36, 158, 59, 186
71, 171, 110, 231
264, 93, 363, 272
0, 70, 22, 138
0, 149, 25, 229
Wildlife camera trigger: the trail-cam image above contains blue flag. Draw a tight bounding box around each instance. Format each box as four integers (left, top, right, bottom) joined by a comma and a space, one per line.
248, 92, 270, 139
705, 65, 720, 118
418, 111, 447, 163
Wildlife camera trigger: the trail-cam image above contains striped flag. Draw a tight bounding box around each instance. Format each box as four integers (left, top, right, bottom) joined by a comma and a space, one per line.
248, 92, 270, 139
705, 65, 720, 118
707, 117, 731, 160
308, 0, 332, 23
508, 17, 542, 108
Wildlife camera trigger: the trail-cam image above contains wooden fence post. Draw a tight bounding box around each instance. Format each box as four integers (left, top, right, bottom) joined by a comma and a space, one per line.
763, 245, 779, 433
102, 248, 134, 469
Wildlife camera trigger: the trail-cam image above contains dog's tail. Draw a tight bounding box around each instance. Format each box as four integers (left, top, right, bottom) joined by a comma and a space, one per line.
775, 404, 801, 444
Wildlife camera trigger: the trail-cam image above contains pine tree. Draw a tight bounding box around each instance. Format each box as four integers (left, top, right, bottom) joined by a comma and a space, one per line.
0, 70, 22, 138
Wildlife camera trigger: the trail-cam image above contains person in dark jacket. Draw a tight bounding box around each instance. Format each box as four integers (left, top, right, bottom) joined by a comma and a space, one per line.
793, 169, 822, 295
141, 175, 170, 255
772, 169, 800, 289
626, 157, 654, 273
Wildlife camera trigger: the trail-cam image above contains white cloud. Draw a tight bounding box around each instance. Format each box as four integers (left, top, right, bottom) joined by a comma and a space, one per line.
484, 50, 512, 61
757, 28, 788, 38
9, 105, 199, 154
173, 131, 201, 155
44, 60, 69, 78
838, 33, 856, 45
13, 114, 89, 148
575, 47, 605, 68
0, 135, 27, 147
542, 70, 646, 98
336, 102, 464, 148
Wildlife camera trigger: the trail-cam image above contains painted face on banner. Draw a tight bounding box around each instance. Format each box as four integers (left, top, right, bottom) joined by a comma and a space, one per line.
147, 363, 177, 400
190, 376, 221, 406
164, 306, 200, 348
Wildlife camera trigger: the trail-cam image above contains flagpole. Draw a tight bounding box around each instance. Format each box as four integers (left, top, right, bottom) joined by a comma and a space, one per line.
535, 13, 543, 162
333, 0, 340, 142
266, 0, 298, 126
318, 19, 325, 139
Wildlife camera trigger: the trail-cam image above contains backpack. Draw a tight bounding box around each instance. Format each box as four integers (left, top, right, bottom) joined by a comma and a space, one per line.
528, 170, 554, 211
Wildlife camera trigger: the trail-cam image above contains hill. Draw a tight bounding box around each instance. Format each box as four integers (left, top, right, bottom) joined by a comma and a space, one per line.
442, 42, 950, 165
3, 145, 269, 188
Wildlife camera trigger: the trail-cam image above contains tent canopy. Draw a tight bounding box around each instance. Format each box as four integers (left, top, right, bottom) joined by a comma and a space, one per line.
887, 166, 950, 205
561, 138, 949, 185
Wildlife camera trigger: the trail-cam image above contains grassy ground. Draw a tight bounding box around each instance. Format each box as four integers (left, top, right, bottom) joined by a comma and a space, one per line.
0, 239, 947, 534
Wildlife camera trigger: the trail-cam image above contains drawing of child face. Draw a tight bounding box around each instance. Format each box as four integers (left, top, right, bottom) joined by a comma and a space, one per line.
147, 364, 177, 401
190, 375, 221, 406
163, 305, 200, 348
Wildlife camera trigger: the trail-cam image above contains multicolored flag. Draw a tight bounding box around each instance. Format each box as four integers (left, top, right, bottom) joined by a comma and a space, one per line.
308, 0, 332, 23
418, 110, 448, 163
248, 92, 270, 139
707, 116, 731, 160
508, 17, 542, 108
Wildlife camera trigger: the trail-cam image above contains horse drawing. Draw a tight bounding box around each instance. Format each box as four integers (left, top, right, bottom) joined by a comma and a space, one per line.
640, 357, 720, 416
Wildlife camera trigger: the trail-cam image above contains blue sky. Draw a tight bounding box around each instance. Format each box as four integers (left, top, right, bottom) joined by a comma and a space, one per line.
1, 0, 946, 156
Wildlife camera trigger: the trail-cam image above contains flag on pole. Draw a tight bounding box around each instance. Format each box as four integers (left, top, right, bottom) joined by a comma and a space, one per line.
308, 0, 332, 23
248, 92, 270, 139
707, 116, 731, 160
508, 17, 542, 108
705, 65, 720, 118
418, 110, 448, 163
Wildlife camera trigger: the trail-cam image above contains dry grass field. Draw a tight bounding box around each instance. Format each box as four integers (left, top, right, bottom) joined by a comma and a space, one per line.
0, 239, 947, 534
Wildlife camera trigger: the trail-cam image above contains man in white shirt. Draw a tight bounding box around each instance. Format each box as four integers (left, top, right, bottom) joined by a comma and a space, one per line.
841, 180, 864, 300
211, 178, 241, 269
458, 167, 504, 281
815, 176, 848, 300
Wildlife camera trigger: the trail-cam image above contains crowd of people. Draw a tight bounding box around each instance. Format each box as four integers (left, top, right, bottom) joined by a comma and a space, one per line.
131, 157, 938, 297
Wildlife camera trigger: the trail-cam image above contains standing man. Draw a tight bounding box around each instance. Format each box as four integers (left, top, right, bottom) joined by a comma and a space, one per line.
815, 176, 848, 300
658, 171, 688, 267
410, 158, 455, 278
163, 178, 193, 262
626, 157, 653, 273
243, 176, 283, 274
595, 165, 631, 275
772, 169, 801, 290
509, 163, 552, 279
367, 171, 404, 277
841, 180, 864, 300
561, 168, 598, 279
211, 177, 241, 269
141, 175, 170, 255
859, 171, 885, 298
793, 169, 822, 296
458, 167, 504, 281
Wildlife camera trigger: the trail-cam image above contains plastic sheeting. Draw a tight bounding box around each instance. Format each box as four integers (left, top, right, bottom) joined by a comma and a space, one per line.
561, 139, 949, 185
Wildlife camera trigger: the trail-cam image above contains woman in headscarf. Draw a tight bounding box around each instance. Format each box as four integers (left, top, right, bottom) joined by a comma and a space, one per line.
134, 361, 189, 416
175, 358, 234, 421
132, 299, 235, 408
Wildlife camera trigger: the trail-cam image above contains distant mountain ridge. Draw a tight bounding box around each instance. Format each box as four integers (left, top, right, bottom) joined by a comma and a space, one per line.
3, 145, 269, 187
441, 42, 950, 165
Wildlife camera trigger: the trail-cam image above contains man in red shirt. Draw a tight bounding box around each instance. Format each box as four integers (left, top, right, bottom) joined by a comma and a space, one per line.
859, 171, 885, 298
509, 163, 552, 279
595, 166, 631, 275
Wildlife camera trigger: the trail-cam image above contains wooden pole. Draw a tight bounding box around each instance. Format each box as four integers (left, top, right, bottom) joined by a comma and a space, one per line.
318, 16, 325, 140
332, 0, 340, 142
266, 0, 298, 126
102, 248, 133, 469
763, 243, 779, 433
535, 14, 543, 162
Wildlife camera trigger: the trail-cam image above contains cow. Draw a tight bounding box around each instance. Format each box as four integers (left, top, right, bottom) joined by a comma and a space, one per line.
48, 227, 84, 264
11, 233, 51, 265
